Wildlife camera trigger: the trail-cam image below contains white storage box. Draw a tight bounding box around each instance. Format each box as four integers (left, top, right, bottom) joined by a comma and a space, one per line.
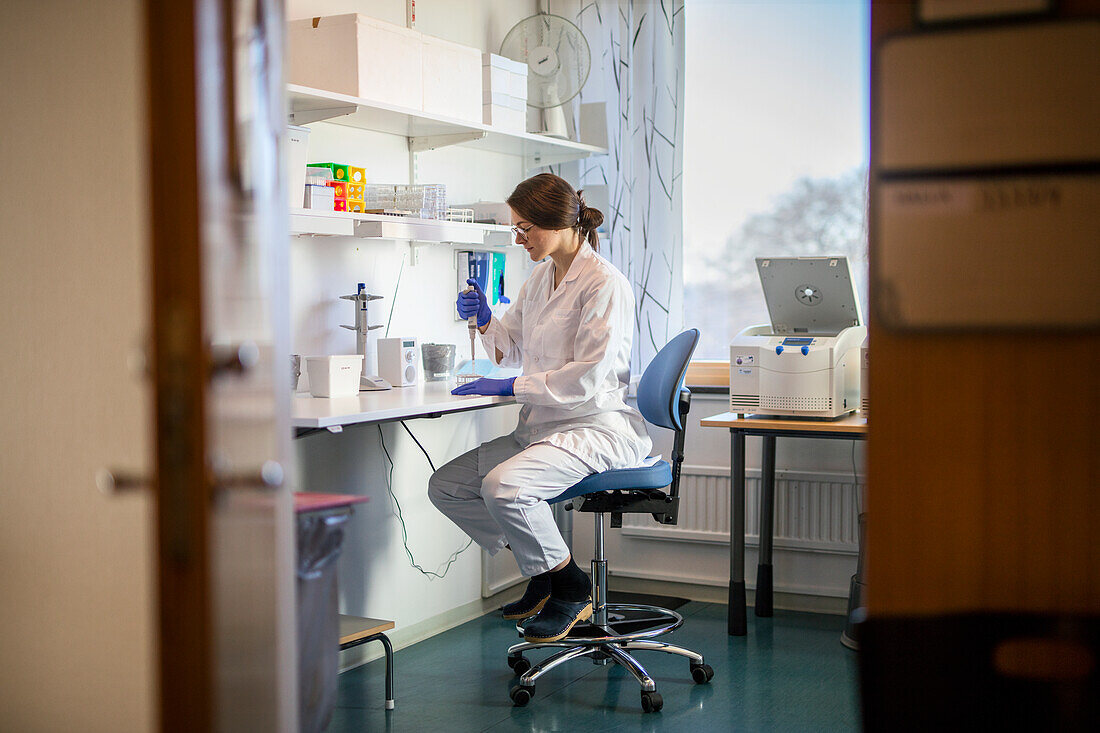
454, 201, 512, 225
483, 91, 526, 132
305, 355, 363, 398
482, 53, 528, 101
287, 14, 423, 111
287, 125, 311, 208
304, 184, 334, 211
422, 35, 482, 123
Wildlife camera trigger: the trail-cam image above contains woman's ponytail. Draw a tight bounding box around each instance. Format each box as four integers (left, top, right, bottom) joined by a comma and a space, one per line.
576, 190, 604, 252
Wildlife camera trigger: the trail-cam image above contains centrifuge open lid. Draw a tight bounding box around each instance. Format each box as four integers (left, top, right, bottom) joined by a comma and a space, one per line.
755, 256, 864, 335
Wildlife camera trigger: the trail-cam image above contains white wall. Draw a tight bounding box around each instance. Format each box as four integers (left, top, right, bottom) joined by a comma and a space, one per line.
0, 1, 154, 730
286, 0, 539, 644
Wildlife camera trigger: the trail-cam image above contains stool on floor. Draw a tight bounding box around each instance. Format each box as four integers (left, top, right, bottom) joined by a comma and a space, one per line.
339, 615, 396, 710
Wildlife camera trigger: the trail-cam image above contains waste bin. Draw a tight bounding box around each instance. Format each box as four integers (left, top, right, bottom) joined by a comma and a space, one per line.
295, 493, 368, 733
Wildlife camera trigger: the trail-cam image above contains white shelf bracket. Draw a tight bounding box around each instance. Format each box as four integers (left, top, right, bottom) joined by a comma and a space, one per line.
288, 104, 359, 126
408, 131, 487, 153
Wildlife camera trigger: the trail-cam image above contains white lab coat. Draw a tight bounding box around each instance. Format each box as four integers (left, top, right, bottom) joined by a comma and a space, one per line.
479, 242, 652, 473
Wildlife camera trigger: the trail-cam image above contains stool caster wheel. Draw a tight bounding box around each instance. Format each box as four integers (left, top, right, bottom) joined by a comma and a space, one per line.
510, 684, 534, 707
690, 662, 714, 684
507, 654, 532, 676
640, 690, 663, 713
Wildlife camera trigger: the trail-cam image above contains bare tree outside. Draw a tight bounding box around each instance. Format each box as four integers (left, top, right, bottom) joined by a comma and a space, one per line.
686, 167, 869, 358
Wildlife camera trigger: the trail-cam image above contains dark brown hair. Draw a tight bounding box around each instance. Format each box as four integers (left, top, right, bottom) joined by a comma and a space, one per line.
506, 173, 604, 252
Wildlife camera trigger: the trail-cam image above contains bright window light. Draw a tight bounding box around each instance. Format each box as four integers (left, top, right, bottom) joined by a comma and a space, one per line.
683, 0, 870, 359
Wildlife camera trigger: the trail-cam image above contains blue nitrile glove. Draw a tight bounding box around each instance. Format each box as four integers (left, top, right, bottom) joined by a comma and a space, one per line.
456, 278, 493, 328
450, 376, 516, 397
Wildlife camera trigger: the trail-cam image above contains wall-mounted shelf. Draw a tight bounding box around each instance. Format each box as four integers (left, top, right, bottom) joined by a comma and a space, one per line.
287, 84, 608, 168
290, 208, 515, 247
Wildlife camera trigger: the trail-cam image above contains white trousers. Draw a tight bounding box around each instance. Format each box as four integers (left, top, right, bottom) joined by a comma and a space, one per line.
427, 434, 594, 577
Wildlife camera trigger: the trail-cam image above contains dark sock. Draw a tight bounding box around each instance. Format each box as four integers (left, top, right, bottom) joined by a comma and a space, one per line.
526, 572, 550, 595
549, 558, 591, 603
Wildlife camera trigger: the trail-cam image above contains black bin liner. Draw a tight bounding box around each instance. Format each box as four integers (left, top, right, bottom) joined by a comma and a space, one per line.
296, 509, 351, 733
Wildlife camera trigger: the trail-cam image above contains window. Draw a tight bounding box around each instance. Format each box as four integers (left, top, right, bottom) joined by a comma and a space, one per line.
683, 1, 870, 360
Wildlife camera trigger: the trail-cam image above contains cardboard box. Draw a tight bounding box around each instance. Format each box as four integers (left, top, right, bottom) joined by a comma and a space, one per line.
287, 14, 423, 110
483, 53, 528, 100
287, 125, 311, 209
482, 92, 526, 132
422, 34, 482, 123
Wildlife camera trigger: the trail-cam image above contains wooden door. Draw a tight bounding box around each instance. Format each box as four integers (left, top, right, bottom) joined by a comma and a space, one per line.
147, 0, 296, 730
862, 1, 1100, 729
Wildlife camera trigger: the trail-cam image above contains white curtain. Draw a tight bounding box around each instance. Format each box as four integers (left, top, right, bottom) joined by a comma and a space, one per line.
551, 0, 686, 369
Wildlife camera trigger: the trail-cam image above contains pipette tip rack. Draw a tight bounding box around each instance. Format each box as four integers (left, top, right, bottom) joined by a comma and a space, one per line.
455, 372, 482, 385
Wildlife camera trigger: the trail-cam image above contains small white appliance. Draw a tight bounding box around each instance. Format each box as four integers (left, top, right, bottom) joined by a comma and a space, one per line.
378, 337, 419, 387
730, 257, 866, 419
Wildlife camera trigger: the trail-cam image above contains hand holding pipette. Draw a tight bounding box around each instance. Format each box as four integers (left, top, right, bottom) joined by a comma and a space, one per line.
456, 278, 491, 380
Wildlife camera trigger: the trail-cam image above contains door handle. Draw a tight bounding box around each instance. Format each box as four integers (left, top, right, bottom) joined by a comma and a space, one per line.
214, 460, 285, 492
209, 341, 260, 376
96, 468, 150, 494
97, 460, 283, 495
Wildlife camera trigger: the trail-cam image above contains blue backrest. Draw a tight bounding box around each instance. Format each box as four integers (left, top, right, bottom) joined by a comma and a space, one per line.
636, 329, 700, 431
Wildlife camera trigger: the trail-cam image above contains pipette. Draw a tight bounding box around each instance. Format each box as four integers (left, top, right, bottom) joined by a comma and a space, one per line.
456, 285, 482, 385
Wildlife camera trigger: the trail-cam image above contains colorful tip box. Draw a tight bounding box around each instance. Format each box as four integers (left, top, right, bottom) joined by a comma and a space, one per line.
326, 180, 347, 212
349, 166, 366, 184
310, 162, 349, 181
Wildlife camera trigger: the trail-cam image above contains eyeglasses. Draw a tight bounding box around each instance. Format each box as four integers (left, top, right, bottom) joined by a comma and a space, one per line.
511, 224, 535, 242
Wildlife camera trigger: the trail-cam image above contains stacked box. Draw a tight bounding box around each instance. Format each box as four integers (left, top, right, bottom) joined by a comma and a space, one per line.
348, 166, 366, 184
346, 182, 365, 212
482, 53, 528, 132
326, 180, 347, 211
310, 162, 349, 182
304, 184, 335, 211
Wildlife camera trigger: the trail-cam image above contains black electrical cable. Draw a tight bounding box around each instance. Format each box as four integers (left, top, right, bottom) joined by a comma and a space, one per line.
377, 425, 471, 579
400, 421, 437, 473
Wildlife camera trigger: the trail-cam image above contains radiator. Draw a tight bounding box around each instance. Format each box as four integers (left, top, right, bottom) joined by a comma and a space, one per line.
622, 465, 861, 554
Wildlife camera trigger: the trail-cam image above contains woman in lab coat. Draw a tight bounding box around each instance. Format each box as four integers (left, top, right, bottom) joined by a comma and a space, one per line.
428, 173, 652, 644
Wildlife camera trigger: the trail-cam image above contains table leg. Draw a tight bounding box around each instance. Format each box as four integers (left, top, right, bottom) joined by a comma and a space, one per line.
755, 435, 776, 617
729, 429, 747, 636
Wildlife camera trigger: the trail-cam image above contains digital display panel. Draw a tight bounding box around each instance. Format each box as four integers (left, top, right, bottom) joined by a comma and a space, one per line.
781, 337, 814, 346
403, 340, 415, 348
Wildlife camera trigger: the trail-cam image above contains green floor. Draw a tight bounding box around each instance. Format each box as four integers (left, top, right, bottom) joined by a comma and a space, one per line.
328, 602, 861, 732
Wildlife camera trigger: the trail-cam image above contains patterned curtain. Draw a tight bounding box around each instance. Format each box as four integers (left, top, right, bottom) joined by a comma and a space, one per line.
552, 0, 686, 369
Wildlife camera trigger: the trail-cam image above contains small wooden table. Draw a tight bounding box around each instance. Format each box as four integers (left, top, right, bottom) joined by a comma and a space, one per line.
339, 615, 397, 711
699, 412, 868, 636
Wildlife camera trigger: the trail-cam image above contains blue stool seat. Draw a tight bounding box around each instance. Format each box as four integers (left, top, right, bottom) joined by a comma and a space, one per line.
548, 461, 672, 506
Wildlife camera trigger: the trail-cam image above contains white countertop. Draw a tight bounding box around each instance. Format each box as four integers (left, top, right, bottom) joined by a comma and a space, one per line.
291, 380, 516, 429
